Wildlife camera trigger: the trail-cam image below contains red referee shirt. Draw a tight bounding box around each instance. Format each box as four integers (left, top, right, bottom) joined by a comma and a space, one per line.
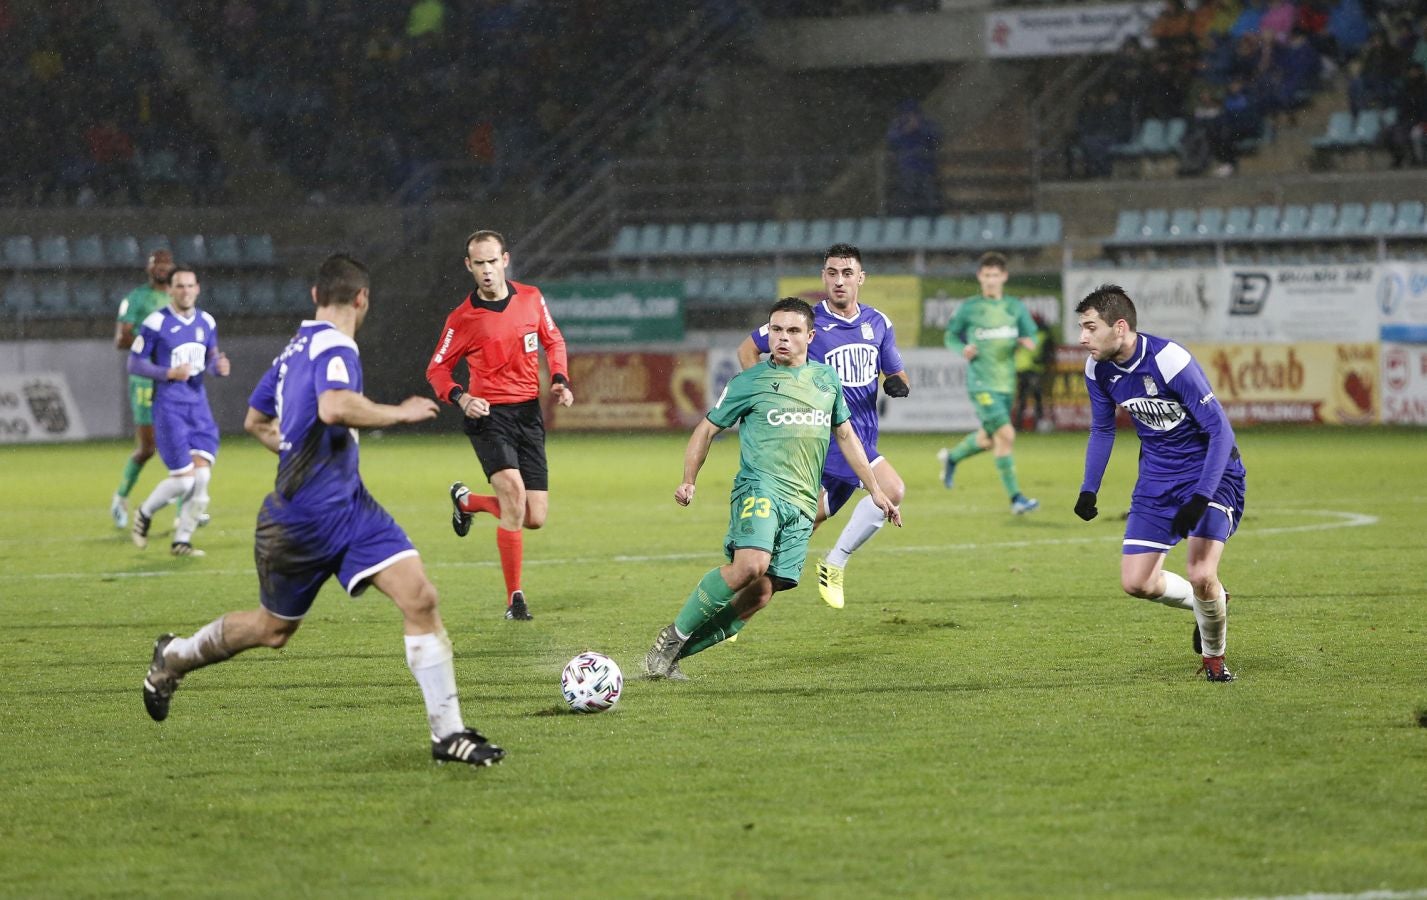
426, 280, 570, 406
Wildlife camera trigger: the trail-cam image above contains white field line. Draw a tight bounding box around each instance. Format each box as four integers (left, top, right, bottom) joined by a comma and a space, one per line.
17, 509, 1378, 583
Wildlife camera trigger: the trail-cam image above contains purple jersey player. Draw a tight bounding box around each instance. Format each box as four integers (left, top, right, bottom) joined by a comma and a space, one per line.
126, 265, 230, 556
140, 254, 504, 768
738, 242, 910, 610
1074, 284, 1245, 682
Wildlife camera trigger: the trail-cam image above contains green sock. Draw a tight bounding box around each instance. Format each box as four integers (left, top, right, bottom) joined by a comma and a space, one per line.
948, 432, 983, 463
673, 568, 736, 637
116, 458, 144, 497
995, 454, 1021, 499
679, 605, 747, 659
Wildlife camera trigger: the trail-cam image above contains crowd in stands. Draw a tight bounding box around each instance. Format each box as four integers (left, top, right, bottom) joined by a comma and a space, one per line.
0, 0, 225, 207
1072, 0, 1427, 177
164, 0, 729, 204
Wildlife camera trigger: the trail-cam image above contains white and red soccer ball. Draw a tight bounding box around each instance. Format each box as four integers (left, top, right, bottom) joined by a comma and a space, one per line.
560, 651, 622, 713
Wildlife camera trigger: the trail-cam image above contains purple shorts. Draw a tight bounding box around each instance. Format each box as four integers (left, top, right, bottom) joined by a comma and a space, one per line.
153, 401, 220, 473
1123, 472, 1247, 555
254, 489, 418, 619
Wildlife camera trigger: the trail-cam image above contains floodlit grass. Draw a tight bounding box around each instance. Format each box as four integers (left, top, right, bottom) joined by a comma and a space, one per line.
2, 427, 1425, 897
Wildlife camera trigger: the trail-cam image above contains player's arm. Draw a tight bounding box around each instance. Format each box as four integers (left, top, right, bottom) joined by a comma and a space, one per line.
205, 321, 230, 377
126, 328, 193, 381
537, 293, 574, 407
944, 306, 974, 359
879, 323, 909, 396
244, 407, 281, 454
319, 390, 438, 429
675, 417, 723, 506
114, 321, 136, 351
833, 421, 902, 526
737, 335, 764, 369
1171, 356, 1236, 512
1016, 302, 1038, 351
1076, 366, 1118, 521
424, 313, 469, 406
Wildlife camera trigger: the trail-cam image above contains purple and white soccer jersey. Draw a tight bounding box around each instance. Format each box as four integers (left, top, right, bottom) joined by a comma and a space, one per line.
751, 300, 905, 513
247, 320, 417, 618
1081, 332, 1247, 554
129, 306, 221, 474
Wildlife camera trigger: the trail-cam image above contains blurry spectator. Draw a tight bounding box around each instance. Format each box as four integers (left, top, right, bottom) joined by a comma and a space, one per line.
1074, 88, 1134, 178
1295, 0, 1341, 62
407, 0, 446, 38
84, 117, 140, 204
1387, 63, 1427, 166
1355, 29, 1407, 108
1413, 17, 1427, 68
1014, 313, 1056, 433
1230, 0, 1267, 40
1180, 86, 1227, 174
1141, 57, 1189, 120
1151, 0, 1199, 65
885, 99, 943, 216
1260, 0, 1298, 41
1266, 28, 1323, 119
1328, 0, 1372, 59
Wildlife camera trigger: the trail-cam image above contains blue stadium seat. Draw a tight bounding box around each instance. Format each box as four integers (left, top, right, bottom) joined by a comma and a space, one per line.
1392, 201, 1425, 234
1168, 208, 1198, 239
708, 222, 736, 254
727, 274, 755, 303
4, 235, 37, 268
829, 217, 856, 245
1007, 213, 1035, 247
682, 274, 704, 300
1278, 205, 1310, 238
1350, 109, 1383, 146
634, 224, 662, 256
1250, 206, 1280, 238
174, 234, 207, 265
1162, 118, 1188, 154
241, 234, 275, 265
956, 214, 983, 247
854, 217, 882, 250
1111, 210, 1143, 243
1036, 212, 1062, 245
246, 276, 278, 311
142, 236, 172, 256
1306, 203, 1337, 236
1195, 208, 1225, 240
905, 216, 933, 248
927, 215, 957, 249
752, 275, 777, 303
1332, 203, 1366, 237
279, 277, 309, 310
2, 278, 38, 315
204, 279, 243, 313
682, 223, 712, 255
754, 221, 784, 253
702, 275, 731, 304
105, 235, 142, 267
876, 217, 909, 251
34, 278, 70, 317
659, 223, 688, 256
1138, 209, 1170, 241
37, 236, 71, 268
71, 278, 107, 314
72, 235, 105, 268
731, 221, 759, 254
611, 225, 639, 257
1222, 206, 1253, 237
781, 220, 809, 253
1112, 119, 1163, 157
1364, 202, 1396, 235
1311, 111, 1353, 149
206, 234, 242, 265
804, 219, 833, 253
978, 213, 1008, 246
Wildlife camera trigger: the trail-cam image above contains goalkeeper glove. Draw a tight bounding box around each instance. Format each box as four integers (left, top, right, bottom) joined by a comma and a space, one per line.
1074, 491, 1098, 521
1171, 494, 1211, 538
882, 373, 909, 397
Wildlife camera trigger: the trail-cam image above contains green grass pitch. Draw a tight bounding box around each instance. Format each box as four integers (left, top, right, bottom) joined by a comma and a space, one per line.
2, 427, 1425, 897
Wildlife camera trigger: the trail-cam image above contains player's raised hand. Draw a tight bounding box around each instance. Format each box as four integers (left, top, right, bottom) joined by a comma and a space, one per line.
214, 351, 231, 377
674, 482, 696, 506
551, 382, 574, 407
397, 396, 440, 423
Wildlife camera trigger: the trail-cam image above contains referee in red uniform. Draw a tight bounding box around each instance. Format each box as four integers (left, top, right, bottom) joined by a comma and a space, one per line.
426, 229, 574, 620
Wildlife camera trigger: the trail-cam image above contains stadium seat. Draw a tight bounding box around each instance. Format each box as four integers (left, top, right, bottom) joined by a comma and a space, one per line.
1036, 212, 1062, 245
1350, 109, 1383, 146
1392, 201, 1425, 234
105, 235, 142, 267
34, 278, 70, 317
701, 275, 731, 304
727, 274, 755, 304
1162, 118, 1188, 154
246, 276, 278, 311
905, 216, 933, 248
1306, 203, 1337, 236
683, 223, 712, 255
71, 278, 107, 314
659, 223, 688, 256
174, 234, 207, 265
142, 235, 172, 256
1221, 206, 1253, 237
752, 275, 777, 303
204, 279, 243, 313
928, 215, 958, 249
754, 221, 783, 254
206, 234, 242, 265
1278, 204, 1310, 239
854, 217, 882, 250
1112, 119, 1163, 157
708, 222, 736, 254
1195, 208, 1225, 240
279, 277, 309, 310
781, 220, 809, 253
956, 214, 983, 247
1110, 210, 1143, 243
634, 224, 662, 256
1138, 209, 1170, 242
610, 225, 639, 257
1168, 208, 1198, 239
877, 217, 909, 251
682, 274, 704, 300
4, 235, 37, 268
241, 234, 275, 265
2, 278, 38, 315
1311, 111, 1353, 149
1007, 213, 1035, 247
1332, 202, 1366, 237
731, 221, 758, 254
830, 217, 856, 244
72, 235, 105, 268
1250, 206, 1280, 238
978, 212, 1008, 246
804, 219, 833, 253
1364, 202, 1396, 235
37, 236, 71, 268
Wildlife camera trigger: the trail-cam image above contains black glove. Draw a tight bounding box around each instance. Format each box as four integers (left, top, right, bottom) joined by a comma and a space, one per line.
1171, 494, 1211, 538
882, 373, 909, 398
1074, 491, 1098, 521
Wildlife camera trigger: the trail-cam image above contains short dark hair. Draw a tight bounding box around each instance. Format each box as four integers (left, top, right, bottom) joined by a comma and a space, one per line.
824, 243, 862, 266
465, 229, 507, 256
315, 253, 369, 308
977, 251, 1007, 272
769, 296, 816, 330
168, 264, 198, 282
1075, 283, 1138, 331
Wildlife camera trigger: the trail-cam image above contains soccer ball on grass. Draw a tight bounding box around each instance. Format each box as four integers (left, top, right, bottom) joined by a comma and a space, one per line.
560, 651, 622, 713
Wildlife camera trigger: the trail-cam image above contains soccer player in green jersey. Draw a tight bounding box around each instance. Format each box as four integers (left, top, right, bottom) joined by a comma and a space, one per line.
110, 248, 175, 528
643, 298, 902, 680
937, 251, 1042, 514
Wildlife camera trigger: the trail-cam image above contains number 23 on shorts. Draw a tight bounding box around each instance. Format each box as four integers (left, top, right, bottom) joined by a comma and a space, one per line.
740, 496, 771, 519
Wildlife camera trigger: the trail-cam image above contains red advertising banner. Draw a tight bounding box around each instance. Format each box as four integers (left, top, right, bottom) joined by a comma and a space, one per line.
546, 352, 708, 431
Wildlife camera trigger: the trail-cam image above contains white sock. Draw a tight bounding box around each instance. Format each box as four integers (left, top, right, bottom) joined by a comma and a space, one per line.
1193, 588, 1228, 657
405, 631, 465, 739
164, 617, 234, 675
176, 467, 212, 543
1152, 571, 1195, 610
825, 495, 888, 568
139, 475, 194, 519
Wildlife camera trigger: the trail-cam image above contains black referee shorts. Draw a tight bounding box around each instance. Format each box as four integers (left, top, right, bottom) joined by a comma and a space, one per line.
462, 399, 549, 490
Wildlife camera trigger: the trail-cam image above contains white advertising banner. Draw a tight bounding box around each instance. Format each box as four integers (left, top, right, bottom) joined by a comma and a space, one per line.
875, 348, 979, 433
1063, 268, 1225, 343
1377, 262, 1427, 343
985, 2, 1160, 58
1382, 342, 1427, 424
0, 372, 88, 442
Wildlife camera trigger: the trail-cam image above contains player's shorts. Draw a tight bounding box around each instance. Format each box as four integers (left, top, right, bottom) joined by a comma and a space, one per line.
819, 454, 884, 519
970, 390, 1014, 433
254, 488, 419, 620
153, 401, 220, 473
1122, 471, 1247, 555
722, 479, 814, 590
128, 376, 154, 427
463, 398, 548, 490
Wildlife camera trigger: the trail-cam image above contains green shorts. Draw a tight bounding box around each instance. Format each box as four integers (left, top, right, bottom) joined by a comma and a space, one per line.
128, 376, 154, 427
970, 390, 1013, 433
722, 480, 814, 589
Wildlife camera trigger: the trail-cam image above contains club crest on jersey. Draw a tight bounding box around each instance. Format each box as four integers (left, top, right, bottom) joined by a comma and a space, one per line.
523, 332, 538, 353
1142, 376, 1159, 396
861, 322, 874, 340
